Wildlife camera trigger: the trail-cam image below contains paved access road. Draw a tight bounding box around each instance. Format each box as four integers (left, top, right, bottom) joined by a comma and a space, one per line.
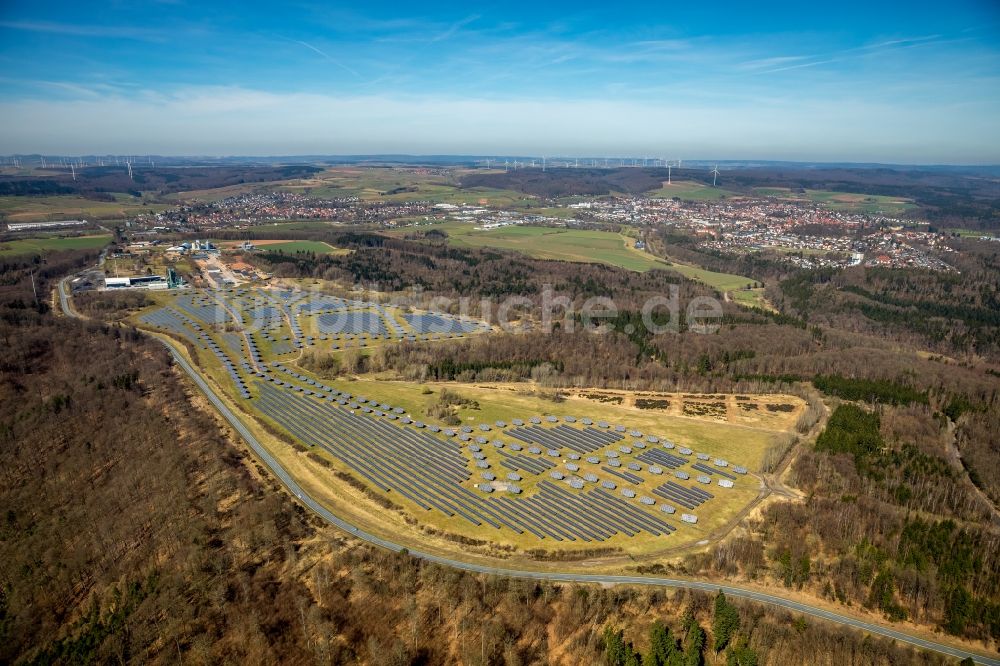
57, 277, 1000, 666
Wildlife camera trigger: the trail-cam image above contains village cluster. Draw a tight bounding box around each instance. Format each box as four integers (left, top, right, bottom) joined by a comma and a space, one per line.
122, 187, 958, 273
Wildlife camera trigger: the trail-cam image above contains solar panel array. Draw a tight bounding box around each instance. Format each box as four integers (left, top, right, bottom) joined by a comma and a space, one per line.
498, 451, 555, 475
133, 287, 758, 544
652, 481, 714, 509
636, 449, 689, 469
692, 462, 738, 480
251, 383, 677, 541
403, 313, 486, 335
316, 311, 388, 336
506, 425, 623, 453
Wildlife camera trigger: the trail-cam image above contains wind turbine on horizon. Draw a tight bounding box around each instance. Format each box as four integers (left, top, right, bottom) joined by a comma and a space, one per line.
711, 164, 720, 187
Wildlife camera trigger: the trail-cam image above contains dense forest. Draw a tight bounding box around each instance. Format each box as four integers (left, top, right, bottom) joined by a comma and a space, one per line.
0, 251, 965, 664
687, 400, 1000, 644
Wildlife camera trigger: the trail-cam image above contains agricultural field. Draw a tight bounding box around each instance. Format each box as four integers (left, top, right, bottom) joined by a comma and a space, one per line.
751, 187, 917, 215
0, 233, 112, 257
279, 167, 528, 207
390, 221, 766, 305
646, 179, 737, 201
440, 224, 672, 272
167, 181, 284, 203
0, 194, 168, 222
119, 285, 803, 568
217, 239, 347, 255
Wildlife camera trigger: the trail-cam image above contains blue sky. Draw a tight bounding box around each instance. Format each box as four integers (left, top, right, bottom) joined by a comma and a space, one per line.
1, 1, 999, 162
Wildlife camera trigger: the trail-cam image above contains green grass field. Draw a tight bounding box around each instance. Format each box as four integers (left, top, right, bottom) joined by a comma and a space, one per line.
0, 234, 112, 257
440, 224, 671, 272
212, 239, 347, 255
647, 180, 737, 201
387, 221, 765, 305
657, 261, 752, 292
253, 240, 346, 255
751, 187, 917, 215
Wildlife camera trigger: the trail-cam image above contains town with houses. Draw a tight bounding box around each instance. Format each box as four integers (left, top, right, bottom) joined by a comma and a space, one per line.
119, 186, 963, 276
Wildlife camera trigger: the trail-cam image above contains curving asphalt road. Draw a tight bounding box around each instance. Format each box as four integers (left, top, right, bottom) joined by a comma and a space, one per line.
57, 277, 1000, 666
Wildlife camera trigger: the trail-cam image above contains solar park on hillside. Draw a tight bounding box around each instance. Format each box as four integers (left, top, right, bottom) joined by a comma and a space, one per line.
136, 287, 755, 546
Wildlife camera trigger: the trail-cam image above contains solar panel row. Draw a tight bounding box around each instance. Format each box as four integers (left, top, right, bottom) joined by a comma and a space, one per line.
505, 424, 623, 453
